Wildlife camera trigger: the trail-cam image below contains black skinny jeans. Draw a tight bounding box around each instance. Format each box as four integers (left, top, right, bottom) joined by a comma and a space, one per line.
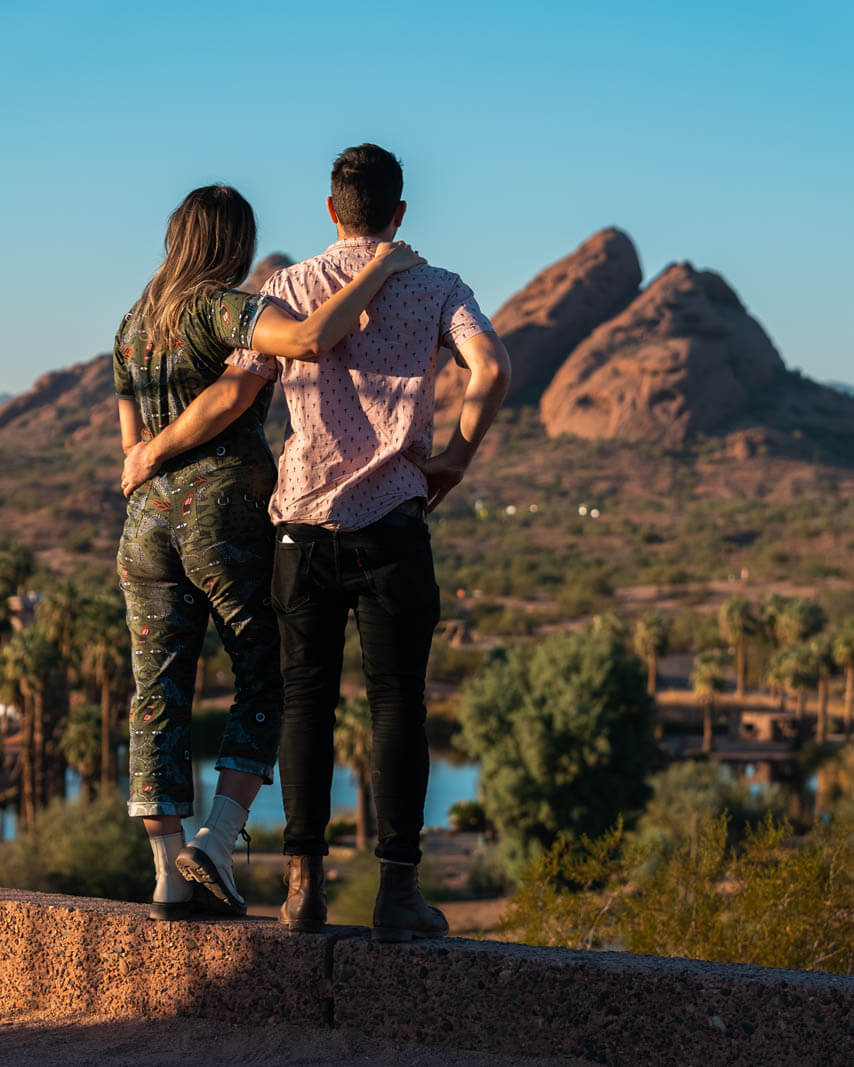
272, 511, 440, 864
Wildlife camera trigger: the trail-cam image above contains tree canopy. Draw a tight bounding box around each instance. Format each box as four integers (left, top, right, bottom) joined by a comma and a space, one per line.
455, 628, 657, 879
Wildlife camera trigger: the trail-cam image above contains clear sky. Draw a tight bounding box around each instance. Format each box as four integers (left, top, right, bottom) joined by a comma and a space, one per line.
1, 0, 851, 395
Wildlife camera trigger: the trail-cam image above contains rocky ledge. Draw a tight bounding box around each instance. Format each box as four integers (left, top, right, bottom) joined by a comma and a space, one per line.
0, 889, 851, 1065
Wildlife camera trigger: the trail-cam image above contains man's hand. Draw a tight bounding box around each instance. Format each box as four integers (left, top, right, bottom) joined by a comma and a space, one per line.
407, 450, 467, 512
121, 442, 159, 497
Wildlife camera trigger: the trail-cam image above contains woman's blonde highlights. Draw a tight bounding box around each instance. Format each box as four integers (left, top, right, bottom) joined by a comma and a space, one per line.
138, 186, 257, 350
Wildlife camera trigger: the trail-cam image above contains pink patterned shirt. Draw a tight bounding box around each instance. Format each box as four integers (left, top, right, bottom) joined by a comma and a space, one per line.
227, 237, 493, 530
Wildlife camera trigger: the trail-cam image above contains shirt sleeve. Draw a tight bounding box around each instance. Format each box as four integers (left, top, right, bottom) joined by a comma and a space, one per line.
225, 291, 300, 381
113, 320, 134, 399
438, 276, 495, 367
209, 289, 271, 349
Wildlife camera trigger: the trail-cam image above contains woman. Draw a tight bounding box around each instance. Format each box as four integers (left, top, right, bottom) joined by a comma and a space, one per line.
114, 184, 423, 920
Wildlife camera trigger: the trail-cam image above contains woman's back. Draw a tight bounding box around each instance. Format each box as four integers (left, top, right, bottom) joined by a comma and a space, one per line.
114, 287, 274, 468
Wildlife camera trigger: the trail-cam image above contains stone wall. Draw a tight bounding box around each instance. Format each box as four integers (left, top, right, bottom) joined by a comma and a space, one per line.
1, 890, 851, 1065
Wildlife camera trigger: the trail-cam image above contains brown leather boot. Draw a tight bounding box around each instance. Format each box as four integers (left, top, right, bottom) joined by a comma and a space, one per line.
280, 855, 327, 933
372, 861, 450, 942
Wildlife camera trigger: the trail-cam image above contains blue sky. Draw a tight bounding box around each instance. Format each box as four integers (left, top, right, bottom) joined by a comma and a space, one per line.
1, 0, 851, 395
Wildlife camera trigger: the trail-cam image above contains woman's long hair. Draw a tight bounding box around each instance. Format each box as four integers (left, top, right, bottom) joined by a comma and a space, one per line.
137, 185, 257, 349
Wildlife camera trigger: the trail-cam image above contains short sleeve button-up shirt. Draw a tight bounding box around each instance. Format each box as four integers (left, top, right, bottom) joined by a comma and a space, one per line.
227, 238, 493, 530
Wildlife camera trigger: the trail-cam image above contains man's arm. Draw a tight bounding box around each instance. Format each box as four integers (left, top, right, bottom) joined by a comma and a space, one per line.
120, 367, 266, 497
410, 331, 510, 512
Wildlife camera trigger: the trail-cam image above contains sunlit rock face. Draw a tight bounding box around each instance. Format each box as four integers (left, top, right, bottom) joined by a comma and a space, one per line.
435, 227, 642, 417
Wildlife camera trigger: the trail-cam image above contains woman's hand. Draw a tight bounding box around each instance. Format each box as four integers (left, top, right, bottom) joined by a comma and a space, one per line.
373, 241, 426, 274
121, 441, 159, 498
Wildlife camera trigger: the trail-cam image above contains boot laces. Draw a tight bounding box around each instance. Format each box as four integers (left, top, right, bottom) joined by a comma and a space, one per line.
240, 827, 251, 863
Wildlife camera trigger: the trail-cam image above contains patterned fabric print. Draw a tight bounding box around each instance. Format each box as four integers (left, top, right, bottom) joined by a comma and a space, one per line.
118, 453, 282, 817
113, 288, 274, 470
226, 238, 494, 531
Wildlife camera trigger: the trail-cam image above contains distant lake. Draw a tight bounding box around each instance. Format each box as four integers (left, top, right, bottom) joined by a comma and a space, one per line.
0, 755, 479, 842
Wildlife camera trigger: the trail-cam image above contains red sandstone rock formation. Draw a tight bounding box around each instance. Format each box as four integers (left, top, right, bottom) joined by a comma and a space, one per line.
435, 227, 642, 416
540, 263, 788, 445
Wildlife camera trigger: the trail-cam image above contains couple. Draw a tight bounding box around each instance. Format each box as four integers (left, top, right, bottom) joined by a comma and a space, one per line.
115, 144, 510, 941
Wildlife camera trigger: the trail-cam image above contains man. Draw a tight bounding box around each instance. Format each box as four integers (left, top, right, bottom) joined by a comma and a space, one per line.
123, 144, 510, 940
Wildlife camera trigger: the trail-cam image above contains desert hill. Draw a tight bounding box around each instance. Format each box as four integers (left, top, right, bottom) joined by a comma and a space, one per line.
1, 229, 853, 570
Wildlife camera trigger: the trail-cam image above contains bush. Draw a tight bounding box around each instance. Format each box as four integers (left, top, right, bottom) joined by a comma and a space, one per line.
448, 799, 487, 833
0, 792, 152, 902
468, 844, 511, 897
455, 628, 656, 882
504, 813, 854, 974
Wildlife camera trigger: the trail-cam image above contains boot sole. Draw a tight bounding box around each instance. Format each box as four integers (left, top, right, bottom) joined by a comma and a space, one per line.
372, 924, 450, 943
148, 899, 193, 922
176, 846, 247, 917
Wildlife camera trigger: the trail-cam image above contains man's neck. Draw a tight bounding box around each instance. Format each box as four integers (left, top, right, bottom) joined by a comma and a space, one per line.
335, 224, 397, 243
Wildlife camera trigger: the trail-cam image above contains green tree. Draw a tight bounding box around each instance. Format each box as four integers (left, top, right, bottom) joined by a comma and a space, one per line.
35, 579, 82, 798
0, 625, 63, 829
455, 628, 656, 881
60, 703, 101, 802
832, 624, 854, 738
767, 644, 818, 720
77, 585, 132, 790
334, 696, 374, 851
633, 610, 671, 695
631, 760, 785, 866
774, 598, 827, 648
691, 650, 727, 753
718, 596, 757, 698
809, 632, 837, 743
0, 535, 35, 644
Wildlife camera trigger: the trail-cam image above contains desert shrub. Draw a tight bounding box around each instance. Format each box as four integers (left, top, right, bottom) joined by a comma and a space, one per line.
468, 844, 511, 897
504, 813, 853, 974
427, 639, 484, 684
629, 761, 786, 873
0, 792, 151, 901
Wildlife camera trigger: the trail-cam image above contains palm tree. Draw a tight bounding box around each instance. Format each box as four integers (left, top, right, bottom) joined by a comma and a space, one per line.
0, 536, 35, 647
759, 593, 790, 649
809, 633, 837, 743
334, 696, 374, 851
767, 644, 818, 721
633, 610, 671, 695
0, 625, 62, 829
36, 579, 81, 798
78, 587, 132, 790
774, 598, 827, 648
832, 624, 854, 739
718, 597, 757, 698
61, 704, 101, 802
691, 650, 727, 754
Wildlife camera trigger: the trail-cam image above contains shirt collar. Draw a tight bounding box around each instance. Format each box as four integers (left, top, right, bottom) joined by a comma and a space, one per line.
326, 236, 382, 252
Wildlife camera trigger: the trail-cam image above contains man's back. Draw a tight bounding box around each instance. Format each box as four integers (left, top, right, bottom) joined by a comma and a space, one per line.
230, 236, 491, 529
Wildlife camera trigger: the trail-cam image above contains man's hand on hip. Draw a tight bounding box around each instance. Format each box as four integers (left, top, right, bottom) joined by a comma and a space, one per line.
121, 442, 159, 497
407, 450, 467, 512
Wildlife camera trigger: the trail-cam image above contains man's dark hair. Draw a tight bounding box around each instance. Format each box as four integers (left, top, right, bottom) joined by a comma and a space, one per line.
330, 144, 403, 235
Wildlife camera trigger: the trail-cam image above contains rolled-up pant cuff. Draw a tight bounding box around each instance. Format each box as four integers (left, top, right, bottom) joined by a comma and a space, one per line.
375, 843, 423, 865
215, 755, 275, 785
127, 800, 194, 818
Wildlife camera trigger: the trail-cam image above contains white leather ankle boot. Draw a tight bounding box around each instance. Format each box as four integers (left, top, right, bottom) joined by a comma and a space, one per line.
176, 795, 248, 916
149, 830, 193, 921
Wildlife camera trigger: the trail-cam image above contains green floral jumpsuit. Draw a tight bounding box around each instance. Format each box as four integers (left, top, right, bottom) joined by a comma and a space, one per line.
114, 289, 282, 817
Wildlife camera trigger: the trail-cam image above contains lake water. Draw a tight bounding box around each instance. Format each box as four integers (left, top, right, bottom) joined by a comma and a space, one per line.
0, 755, 479, 841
